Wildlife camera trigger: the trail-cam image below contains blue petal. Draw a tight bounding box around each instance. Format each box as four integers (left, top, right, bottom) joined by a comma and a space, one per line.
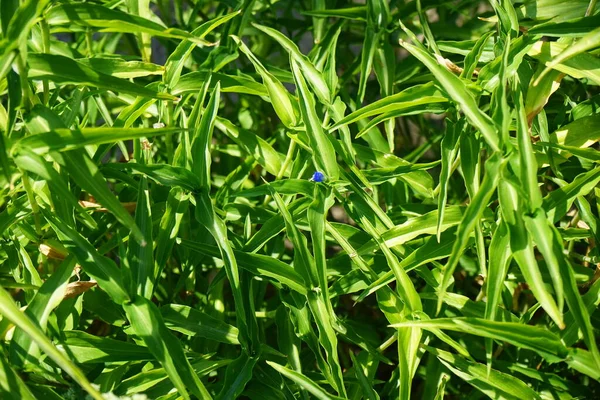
312, 171, 325, 182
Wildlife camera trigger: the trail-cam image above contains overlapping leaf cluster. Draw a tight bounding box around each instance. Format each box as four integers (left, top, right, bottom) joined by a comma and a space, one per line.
1, 0, 600, 399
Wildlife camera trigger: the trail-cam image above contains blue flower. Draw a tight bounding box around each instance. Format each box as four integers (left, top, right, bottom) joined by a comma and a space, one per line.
311, 171, 325, 182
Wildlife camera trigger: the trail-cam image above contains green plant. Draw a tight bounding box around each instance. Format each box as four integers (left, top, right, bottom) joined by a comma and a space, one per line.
1, 0, 600, 398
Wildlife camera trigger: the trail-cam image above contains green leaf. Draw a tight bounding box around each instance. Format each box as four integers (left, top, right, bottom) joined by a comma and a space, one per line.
552, 114, 600, 149
115, 359, 230, 397
236, 179, 313, 199
27, 53, 175, 100
41, 208, 131, 305
498, 178, 564, 328
13, 150, 95, 227
75, 58, 164, 78
536, 27, 600, 85
127, 177, 153, 298
353, 143, 434, 197
528, 41, 600, 86
164, 11, 240, 88
123, 295, 212, 400
179, 239, 307, 295
15, 126, 182, 154
525, 214, 600, 369
291, 60, 339, 180
484, 221, 511, 367
161, 304, 239, 344
0, 286, 103, 400
217, 353, 258, 400
523, 211, 565, 312
437, 152, 504, 312
190, 88, 257, 356
357, 27, 381, 104
302, 7, 366, 21
329, 82, 447, 132
153, 188, 189, 288
102, 162, 201, 191
9, 256, 75, 367
307, 185, 340, 330
253, 23, 331, 104
266, 361, 345, 400
399, 27, 500, 151
58, 330, 152, 363
215, 117, 285, 176
354, 103, 448, 139
392, 317, 568, 363
461, 32, 495, 79
0, 195, 30, 240
529, 14, 600, 36
46, 3, 213, 46
0, 353, 36, 400
358, 230, 461, 302
0, 0, 51, 77
354, 206, 468, 256
544, 166, 600, 222
269, 186, 346, 396
566, 348, 600, 380
436, 119, 461, 241
429, 347, 542, 400
231, 36, 298, 128
172, 71, 267, 96
349, 351, 380, 400
516, 0, 592, 22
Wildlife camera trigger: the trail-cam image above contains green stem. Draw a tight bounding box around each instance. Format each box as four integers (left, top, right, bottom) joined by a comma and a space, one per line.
262, 138, 297, 207
41, 19, 51, 105
164, 101, 174, 165
86, 30, 94, 57
21, 170, 42, 237
276, 138, 296, 180
586, 0, 598, 16
15, 54, 39, 110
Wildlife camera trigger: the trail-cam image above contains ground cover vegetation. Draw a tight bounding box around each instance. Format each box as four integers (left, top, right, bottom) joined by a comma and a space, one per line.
1, 0, 600, 398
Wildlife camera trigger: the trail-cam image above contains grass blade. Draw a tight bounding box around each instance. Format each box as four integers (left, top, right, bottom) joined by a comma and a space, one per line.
399, 28, 499, 151
127, 177, 153, 298
266, 361, 345, 400
291, 60, 339, 181
0, 285, 103, 400
437, 153, 504, 312
231, 36, 298, 128
252, 23, 331, 104
123, 295, 212, 399
392, 318, 568, 362
28, 53, 175, 100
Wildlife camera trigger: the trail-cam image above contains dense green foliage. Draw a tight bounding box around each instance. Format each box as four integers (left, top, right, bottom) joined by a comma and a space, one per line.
1, 0, 600, 398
